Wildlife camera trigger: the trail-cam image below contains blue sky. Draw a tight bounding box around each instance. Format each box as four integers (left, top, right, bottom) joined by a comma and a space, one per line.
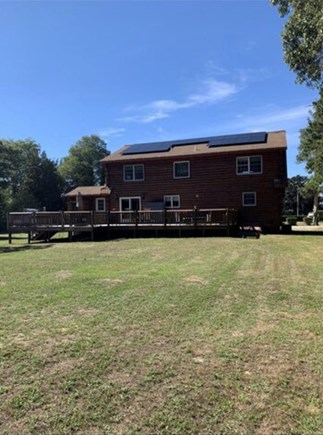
0, 0, 318, 176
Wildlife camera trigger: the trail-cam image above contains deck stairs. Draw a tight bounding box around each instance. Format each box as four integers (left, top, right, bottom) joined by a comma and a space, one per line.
239, 223, 262, 238
31, 231, 57, 242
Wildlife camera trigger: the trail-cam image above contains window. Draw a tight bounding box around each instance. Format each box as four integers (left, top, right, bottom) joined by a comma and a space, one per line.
164, 195, 180, 208
95, 198, 106, 211
237, 156, 262, 174
243, 192, 257, 207
174, 161, 190, 178
124, 164, 144, 181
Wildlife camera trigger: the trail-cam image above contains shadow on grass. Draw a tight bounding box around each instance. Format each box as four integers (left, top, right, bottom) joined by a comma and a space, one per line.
291, 231, 323, 236
0, 244, 54, 254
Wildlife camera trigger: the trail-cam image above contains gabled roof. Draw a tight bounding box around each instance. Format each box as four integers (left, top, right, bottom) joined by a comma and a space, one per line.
102, 130, 287, 163
65, 185, 111, 197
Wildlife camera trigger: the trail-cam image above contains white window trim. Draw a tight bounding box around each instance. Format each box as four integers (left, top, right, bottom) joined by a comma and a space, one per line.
164, 195, 180, 209
236, 156, 262, 175
95, 197, 106, 212
173, 161, 190, 179
123, 164, 144, 181
242, 192, 257, 207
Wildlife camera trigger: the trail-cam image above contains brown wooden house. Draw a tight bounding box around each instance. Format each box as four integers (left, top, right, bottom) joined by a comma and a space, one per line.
101, 130, 287, 232
64, 185, 111, 211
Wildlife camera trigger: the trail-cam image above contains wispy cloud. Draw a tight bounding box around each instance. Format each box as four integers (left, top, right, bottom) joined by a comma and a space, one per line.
233, 104, 312, 132
235, 67, 272, 84
98, 127, 126, 138
119, 79, 239, 124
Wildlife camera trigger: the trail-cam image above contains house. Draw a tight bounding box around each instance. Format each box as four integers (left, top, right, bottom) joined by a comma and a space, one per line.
64, 185, 111, 211
100, 130, 287, 232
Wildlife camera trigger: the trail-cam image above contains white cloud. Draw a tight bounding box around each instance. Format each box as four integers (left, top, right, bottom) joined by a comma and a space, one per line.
235, 67, 272, 84
187, 79, 238, 105
119, 78, 239, 124
98, 127, 126, 138
232, 104, 312, 132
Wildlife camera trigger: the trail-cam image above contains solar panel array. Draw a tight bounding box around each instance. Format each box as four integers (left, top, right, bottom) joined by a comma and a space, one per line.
122, 132, 267, 155
208, 132, 267, 147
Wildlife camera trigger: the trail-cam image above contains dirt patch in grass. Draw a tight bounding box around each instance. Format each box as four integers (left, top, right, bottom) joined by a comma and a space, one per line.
45, 357, 86, 375
184, 275, 209, 286
53, 270, 73, 280
99, 278, 124, 285
77, 307, 100, 316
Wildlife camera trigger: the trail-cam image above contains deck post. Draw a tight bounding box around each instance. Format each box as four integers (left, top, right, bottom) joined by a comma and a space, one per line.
28, 231, 31, 244
194, 206, 198, 230
90, 210, 94, 241
135, 209, 139, 227
164, 209, 167, 228
60, 210, 64, 230
7, 212, 12, 244
226, 209, 230, 236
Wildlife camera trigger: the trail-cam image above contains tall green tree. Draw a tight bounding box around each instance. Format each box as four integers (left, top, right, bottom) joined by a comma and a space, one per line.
59, 135, 109, 192
0, 139, 63, 231
272, 0, 323, 223
297, 91, 323, 224
283, 175, 312, 215
271, 0, 323, 88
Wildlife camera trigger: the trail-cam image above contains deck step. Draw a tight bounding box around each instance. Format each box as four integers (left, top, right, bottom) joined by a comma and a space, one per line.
239, 225, 262, 239
32, 231, 57, 241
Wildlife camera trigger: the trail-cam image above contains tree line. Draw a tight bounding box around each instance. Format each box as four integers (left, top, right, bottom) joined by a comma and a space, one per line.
0, 135, 109, 231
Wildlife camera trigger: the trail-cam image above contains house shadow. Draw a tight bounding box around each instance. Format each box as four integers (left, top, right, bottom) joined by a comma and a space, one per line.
291, 230, 323, 236
290, 225, 323, 236
0, 244, 54, 254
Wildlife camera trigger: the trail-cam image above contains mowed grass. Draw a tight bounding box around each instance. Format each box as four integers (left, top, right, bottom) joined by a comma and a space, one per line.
0, 235, 322, 435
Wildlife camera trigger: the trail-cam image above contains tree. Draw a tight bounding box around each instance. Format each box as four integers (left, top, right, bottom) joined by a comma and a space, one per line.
35, 153, 64, 210
283, 175, 312, 215
297, 90, 323, 224
0, 140, 12, 189
0, 139, 63, 231
59, 135, 109, 192
271, 0, 323, 88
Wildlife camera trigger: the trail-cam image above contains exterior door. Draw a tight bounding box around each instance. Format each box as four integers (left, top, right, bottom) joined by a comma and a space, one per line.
120, 197, 141, 222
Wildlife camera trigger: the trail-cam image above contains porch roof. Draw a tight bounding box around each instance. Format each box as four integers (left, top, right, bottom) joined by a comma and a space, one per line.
65, 185, 111, 197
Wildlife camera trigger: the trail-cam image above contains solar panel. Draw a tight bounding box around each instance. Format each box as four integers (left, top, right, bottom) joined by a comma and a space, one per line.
122, 142, 171, 155
208, 132, 267, 147
122, 132, 267, 155
122, 137, 212, 155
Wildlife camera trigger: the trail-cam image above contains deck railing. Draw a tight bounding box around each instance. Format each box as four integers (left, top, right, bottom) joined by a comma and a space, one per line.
8, 208, 238, 231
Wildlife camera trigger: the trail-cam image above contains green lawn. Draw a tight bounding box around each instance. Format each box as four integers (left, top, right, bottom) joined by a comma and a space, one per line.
0, 235, 322, 434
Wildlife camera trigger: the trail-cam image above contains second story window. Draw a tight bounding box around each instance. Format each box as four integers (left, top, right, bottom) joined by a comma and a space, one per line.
124, 164, 144, 181
174, 161, 190, 179
237, 156, 262, 175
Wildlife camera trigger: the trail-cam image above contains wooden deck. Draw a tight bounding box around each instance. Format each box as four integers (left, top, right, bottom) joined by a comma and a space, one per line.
7, 208, 238, 243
